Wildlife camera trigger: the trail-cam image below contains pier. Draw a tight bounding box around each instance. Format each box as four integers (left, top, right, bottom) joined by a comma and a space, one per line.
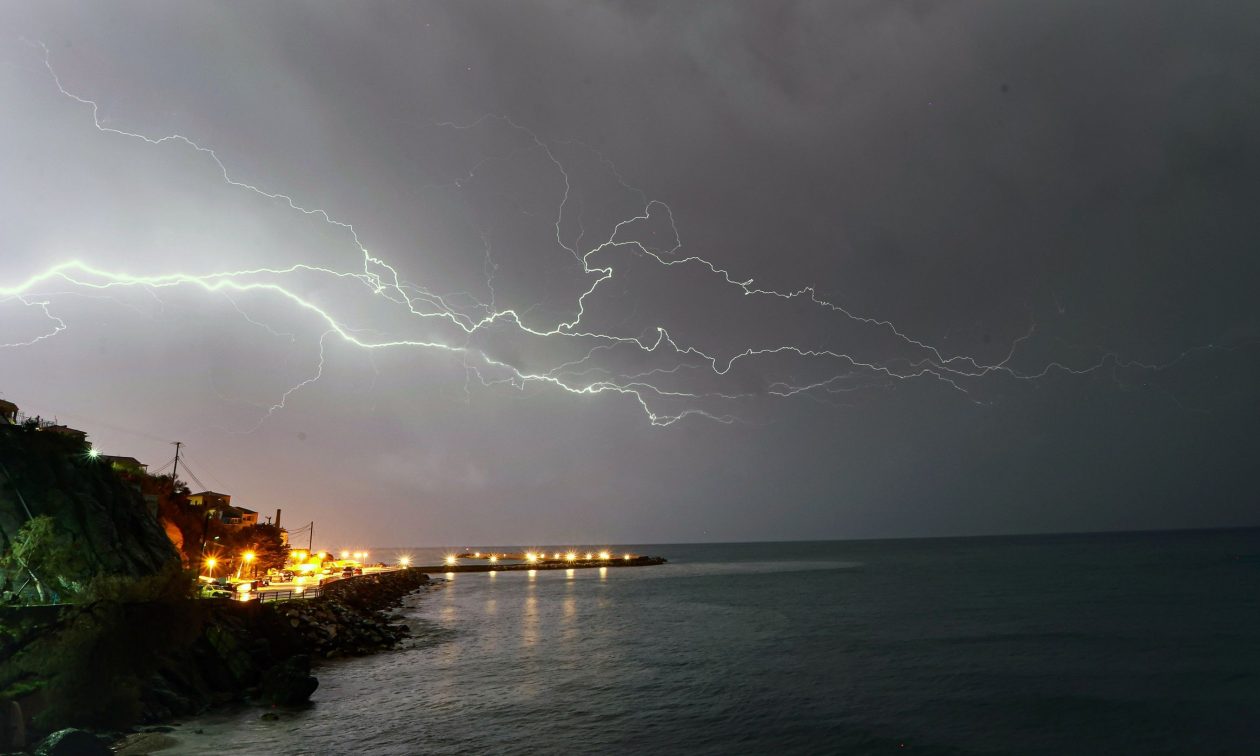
415, 555, 667, 574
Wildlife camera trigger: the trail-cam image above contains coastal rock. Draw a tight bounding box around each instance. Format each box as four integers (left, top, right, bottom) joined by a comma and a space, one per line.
34, 728, 109, 756
259, 654, 318, 706
0, 426, 178, 582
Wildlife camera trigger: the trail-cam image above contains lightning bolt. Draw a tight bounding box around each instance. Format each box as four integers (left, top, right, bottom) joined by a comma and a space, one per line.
0, 296, 66, 348
0, 42, 1226, 428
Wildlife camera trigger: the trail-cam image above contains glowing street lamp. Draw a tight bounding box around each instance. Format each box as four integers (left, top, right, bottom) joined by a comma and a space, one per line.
204, 557, 217, 577
565, 552, 577, 562
398, 556, 411, 567
445, 555, 457, 566
624, 553, 632, 561
87, 447, 100, 459
598, 551, 611, 561
489, 555, 499, 563
585, 552, 594, 560
525, 552, 539, 563
341, 550, 350, 559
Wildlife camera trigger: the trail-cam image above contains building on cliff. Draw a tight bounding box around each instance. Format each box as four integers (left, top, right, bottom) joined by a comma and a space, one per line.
188, 491, 231, 508
41, 424, 88, 443
220, 506, 259, 527
101, 455, 148, 476
0, 399, 17, 425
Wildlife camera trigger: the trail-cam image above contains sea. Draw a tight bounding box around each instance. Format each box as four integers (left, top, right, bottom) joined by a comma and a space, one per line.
173, 529, 1260, 755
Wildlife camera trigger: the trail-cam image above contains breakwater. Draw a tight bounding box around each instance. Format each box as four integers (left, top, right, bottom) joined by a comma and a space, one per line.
0, 568, 433, 753
419, 555, 668, 573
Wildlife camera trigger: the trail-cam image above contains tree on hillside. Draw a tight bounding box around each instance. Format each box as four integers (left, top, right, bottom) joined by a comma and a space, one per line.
205, 523, 289, 576
0, 515, 92, 603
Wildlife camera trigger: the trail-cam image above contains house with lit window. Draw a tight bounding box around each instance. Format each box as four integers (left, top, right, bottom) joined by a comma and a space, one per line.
101, 455, 148, 476
221, 507, 259, 527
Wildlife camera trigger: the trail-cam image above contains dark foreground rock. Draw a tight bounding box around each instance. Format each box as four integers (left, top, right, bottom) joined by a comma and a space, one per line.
34, 728, 109, 756
258, 654, 318, 706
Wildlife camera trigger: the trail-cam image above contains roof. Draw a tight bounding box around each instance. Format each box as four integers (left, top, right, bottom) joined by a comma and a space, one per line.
0, 399, 17, 412
236, 507, 258, 514
189, 491, 231, 498
102, 455, 146, 467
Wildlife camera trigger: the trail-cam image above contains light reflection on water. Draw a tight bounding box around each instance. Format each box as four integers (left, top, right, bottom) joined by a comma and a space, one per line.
169, 535, 1260, 755
168, 552, 866, 755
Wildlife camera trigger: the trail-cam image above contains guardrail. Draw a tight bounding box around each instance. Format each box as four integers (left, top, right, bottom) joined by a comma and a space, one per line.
256, 586, 322, 602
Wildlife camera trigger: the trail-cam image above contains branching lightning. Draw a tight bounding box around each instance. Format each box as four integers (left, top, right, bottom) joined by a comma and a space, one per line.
0, 42, 1223, 428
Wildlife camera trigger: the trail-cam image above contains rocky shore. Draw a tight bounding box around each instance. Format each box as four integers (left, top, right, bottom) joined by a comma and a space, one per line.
2, 569, 433, 754
145, 569, 434, 718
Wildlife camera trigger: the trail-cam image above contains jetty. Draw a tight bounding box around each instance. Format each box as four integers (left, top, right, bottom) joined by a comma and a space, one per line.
415, 554, 666, 574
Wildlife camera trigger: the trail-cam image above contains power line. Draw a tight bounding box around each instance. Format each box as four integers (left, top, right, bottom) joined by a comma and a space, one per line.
180, 462, 208, 493
179, 450, 232, 492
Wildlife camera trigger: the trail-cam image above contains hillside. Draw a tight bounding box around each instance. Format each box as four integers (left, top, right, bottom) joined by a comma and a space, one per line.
0, 423, 177, 600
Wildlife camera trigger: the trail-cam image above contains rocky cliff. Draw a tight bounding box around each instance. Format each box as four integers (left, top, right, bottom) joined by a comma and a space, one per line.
0, 424, 177, 594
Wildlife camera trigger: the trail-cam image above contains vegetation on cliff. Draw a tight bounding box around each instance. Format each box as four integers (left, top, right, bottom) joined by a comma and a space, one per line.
0, 423, 178, 602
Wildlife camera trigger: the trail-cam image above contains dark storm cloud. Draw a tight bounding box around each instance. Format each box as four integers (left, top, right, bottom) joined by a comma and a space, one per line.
1, 1, 1258, 544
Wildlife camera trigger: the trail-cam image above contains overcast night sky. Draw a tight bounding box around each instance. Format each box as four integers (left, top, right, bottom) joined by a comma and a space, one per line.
1, 1, 1258, 547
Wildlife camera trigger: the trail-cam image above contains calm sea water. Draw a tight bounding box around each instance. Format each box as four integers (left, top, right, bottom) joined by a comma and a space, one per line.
175, 530, 1260, 755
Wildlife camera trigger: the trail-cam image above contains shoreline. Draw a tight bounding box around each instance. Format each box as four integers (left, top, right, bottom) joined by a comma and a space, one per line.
7, 570, 434, 754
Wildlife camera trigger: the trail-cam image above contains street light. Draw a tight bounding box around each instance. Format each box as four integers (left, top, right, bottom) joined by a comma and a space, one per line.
598, 551, 611, 560
445, 555, 457, 566
398, 556, 411, 567
204, 557, 217, 577
341, 550, 350, 559
565, 552, 577, 562
87, 448, 100, 459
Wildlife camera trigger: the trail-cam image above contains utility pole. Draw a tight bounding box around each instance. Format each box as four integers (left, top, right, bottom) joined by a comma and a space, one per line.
308, 520, 314, 552
171, 441, 183, 485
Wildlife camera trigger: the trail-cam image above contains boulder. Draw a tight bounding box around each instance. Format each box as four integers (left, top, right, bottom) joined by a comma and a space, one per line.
258, 654, 318, 706
35, 728, 110, 756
